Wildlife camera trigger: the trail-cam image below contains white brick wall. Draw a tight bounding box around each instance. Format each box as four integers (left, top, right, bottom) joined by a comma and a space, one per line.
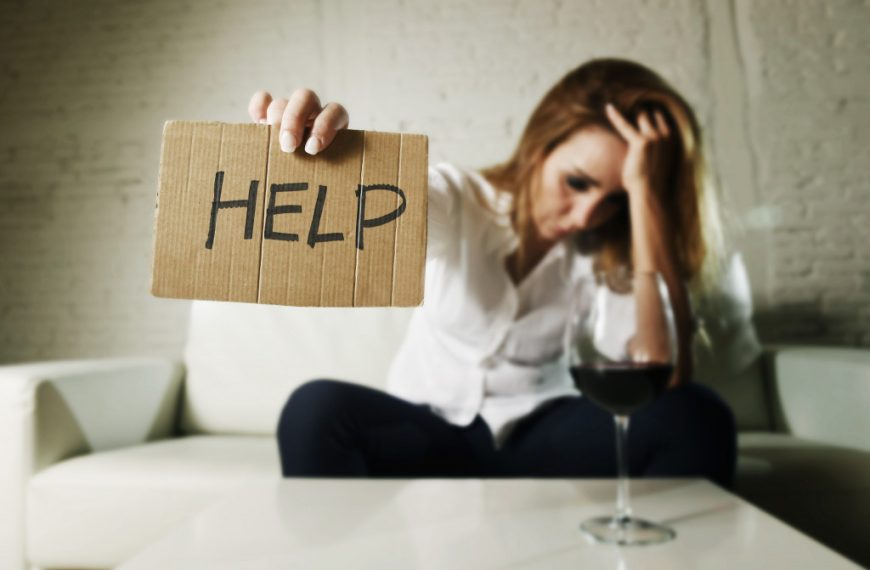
0, 0, 867, 364
735, 0, 870, 345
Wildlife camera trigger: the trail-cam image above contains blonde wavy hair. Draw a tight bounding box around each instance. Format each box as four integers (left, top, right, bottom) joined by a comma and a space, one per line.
478, 57, 726, 295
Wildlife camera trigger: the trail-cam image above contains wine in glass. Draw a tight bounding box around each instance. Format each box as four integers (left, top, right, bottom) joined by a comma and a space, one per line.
565, 266, 678, 545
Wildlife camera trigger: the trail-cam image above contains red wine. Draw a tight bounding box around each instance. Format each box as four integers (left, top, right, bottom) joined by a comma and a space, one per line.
569, 362, 673, 415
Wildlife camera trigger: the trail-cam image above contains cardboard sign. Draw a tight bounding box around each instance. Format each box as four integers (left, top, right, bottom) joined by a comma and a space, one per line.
150, 121, 428, 307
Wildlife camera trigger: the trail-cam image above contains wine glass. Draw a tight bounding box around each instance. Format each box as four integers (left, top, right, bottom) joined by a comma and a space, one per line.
564, 265, 678, 545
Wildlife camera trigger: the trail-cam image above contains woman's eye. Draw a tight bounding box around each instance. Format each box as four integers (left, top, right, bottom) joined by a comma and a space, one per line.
567, 177, 589, 191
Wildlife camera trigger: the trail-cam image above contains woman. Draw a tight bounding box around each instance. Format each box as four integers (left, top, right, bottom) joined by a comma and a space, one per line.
251, 57, 737, 489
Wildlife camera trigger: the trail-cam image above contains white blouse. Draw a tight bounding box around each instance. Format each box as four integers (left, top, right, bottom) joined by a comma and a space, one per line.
384, 161, 763, 449
385, 162, 610, 449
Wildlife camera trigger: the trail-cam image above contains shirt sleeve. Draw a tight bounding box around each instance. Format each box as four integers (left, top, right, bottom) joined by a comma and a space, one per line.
427, 162, 458, 259
693, 252, 763, 375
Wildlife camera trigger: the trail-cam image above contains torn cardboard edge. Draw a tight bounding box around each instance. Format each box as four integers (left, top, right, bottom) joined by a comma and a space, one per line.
150, 120, 428, 307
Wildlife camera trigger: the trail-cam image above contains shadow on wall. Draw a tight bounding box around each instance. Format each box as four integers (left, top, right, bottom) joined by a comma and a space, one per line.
754, 302, 869, 347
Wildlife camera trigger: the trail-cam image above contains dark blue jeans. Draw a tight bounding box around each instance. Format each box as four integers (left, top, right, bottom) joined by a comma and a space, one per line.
276, 378, 738, 489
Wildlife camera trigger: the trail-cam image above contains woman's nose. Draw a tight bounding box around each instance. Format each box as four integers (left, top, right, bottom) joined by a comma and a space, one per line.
571, 193, 614, 230
571, 197, 602, 229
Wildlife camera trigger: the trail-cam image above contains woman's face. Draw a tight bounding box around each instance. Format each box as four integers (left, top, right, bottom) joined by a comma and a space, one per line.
533, 125, 629, 243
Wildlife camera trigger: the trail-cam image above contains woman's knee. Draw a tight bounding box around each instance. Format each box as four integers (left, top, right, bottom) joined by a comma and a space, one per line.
285, 378, 353, 410
640, 382, 738, 488
656, 382, 736, 436
640, 382, 737, 463
276, 378, 353, 439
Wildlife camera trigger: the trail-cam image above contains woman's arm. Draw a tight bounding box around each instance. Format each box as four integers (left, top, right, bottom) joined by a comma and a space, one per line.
627, 186, 694, 388
605, 103, 693, 388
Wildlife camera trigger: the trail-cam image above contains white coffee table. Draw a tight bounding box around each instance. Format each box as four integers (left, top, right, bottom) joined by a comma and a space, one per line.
116, 478, 861, 569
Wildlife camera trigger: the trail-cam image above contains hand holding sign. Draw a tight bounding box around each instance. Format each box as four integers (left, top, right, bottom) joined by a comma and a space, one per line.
151, 93, 427, 308
248, 88, 350, 155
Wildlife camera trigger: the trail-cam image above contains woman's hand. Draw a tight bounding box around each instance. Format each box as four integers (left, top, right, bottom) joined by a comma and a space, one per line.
604, 103, 676, 198
247, 88, 350, 155
605, 102, 691, 389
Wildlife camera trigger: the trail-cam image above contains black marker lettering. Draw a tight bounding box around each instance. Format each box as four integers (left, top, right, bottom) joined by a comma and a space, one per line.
264, 182, 307, 242
205, 171, 259, 250
307, 184, 344, 248
354, 184, 407, 250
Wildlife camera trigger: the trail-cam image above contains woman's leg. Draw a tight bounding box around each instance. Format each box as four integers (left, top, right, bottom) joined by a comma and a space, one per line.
498, 383, 738, 489
630, 382, 738, 489
276, 379, 498, 477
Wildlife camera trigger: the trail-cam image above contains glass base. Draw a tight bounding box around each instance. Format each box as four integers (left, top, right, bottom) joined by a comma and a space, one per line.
580, 515, 676, 546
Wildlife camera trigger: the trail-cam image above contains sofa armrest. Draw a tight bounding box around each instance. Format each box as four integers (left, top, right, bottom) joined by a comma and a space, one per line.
0, 356, 184, 570
765, 346, 870, 452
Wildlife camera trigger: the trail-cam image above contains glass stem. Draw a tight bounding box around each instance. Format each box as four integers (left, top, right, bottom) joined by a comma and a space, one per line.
614, 414, 632, 522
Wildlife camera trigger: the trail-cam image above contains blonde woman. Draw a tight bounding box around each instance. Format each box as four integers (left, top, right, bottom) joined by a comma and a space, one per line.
254, 58, 737, 489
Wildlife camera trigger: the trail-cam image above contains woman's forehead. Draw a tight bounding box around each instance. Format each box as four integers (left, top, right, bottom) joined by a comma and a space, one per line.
550, 127, 627, 185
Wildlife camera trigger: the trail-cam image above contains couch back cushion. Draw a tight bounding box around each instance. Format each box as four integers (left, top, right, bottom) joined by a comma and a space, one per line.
181, 301, 414, 435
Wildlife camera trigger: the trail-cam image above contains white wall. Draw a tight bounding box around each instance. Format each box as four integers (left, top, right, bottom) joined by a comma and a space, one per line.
732, 0, 869, 344
0, 0, 867, 364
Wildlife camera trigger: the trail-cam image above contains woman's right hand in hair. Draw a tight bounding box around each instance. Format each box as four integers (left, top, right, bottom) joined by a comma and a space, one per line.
247, 88, 350, 156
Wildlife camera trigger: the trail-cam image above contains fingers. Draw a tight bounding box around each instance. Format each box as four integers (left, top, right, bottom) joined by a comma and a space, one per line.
305, 102, 350, 155
607, 103, 671, 142
248, 90, 272, 123
279, 88, 322, 153
265, 97, 289, 126
605, 103, 640, 143
640, 107, 672, 139
637, 110, 658, 138
653, 110, 670, 137
246, 88, 350, 155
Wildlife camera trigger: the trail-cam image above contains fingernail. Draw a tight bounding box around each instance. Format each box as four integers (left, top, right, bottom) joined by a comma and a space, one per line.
305, 135, 321, 155
258, 117, 267, 124
280, 130, 297, 153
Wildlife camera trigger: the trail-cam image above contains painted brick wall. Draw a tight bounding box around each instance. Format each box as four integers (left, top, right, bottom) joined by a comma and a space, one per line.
735, 0, 870, 345
0, 0, 867, 364
0, 0, 324, 362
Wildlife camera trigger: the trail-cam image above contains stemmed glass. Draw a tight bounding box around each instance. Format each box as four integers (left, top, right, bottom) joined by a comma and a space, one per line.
564, 266, 678, 545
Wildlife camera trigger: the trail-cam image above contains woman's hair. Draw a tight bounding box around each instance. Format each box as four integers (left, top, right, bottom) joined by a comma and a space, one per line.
478, 57, 726, 294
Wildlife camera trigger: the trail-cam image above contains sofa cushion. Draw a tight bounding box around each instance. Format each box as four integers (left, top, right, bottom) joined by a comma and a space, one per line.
181, 301, 414, 435
697, 354, 771, 432
735, 431, 870, 567
770, 347, 870, 452
26, 435, 278, 570
737, 431, 870, 492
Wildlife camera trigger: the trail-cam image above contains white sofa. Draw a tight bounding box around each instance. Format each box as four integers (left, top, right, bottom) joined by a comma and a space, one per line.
3, 299, 869, 570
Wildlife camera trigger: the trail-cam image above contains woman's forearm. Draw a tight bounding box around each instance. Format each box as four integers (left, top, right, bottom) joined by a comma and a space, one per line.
627, 184, 694, 387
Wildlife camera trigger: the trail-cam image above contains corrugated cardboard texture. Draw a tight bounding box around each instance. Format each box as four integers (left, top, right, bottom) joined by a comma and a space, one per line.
151, 121, 427, 307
